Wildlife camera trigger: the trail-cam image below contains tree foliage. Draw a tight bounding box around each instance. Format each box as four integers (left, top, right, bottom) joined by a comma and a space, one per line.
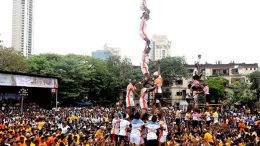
149, 56, 187, 86
248, 71, 260, 101
225, 81, 256, 107
0, 48, 28, 72
27, 54, 143, 104
205, 77, 228, 100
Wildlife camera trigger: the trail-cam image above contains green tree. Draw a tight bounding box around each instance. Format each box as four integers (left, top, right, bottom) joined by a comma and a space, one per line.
149, 56, 187, 86
0, 48, 28, 72
226, 81, 256, 107
27, 53, 61, 76
205, 77, 228, 101
106, 56, 142, 102
27, 54, 109, 103
248, 71, 260, 102
27, 54, 142, 104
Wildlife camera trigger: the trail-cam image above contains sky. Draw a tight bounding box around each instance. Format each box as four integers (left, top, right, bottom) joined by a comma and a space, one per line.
0, 0, 260, 65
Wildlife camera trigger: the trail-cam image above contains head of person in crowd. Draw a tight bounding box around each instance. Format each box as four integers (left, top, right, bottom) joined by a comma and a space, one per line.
142, 79, 151, 88
112, 111, 118, 119
134, 112, 141, 120
188, 84, 192, 89
151, 115, 157, 123
131, 79, 137, 85
153, 71, 159, 79
198, 54, 201, 59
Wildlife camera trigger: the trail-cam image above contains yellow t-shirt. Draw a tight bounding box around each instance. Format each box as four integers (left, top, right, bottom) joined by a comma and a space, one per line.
226, 119, 229, 124
95, 130, 103, 139
72, 134, 80, 144
238, 143, 246, 146
204, 132, 213, 143
68, 117, 73, 123
104, 117, 108, 123
38, 122, 45, 130
213, 112, 218, 118
189, 133, 194, 139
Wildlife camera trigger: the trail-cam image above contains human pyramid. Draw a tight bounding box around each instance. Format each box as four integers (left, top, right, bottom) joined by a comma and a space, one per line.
139, 0, 152, 83
130, 0, 164, 119
123, 1, 167, 145
186, 55, 213, 109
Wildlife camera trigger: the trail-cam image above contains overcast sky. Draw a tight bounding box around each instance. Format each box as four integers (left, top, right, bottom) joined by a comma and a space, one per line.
0, 0, 260, 65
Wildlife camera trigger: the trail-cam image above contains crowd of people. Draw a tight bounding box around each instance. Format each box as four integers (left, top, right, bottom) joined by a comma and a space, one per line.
0, 97, 259, 146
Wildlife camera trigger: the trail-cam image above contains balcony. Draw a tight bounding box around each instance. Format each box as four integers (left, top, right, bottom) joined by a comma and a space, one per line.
231, 69, 239, 75
212, 69, 230, 76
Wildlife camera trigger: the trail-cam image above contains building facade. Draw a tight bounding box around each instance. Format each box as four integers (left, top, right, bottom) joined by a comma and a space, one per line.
92, 44, 121, 60
91, 50, 110, 60
104, 43, 121, 57
12, 0, 34, 57
149, 35, 171, 61
171, 63, 259, 104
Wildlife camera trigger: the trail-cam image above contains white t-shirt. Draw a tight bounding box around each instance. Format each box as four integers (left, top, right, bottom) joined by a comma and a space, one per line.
126, 83, 135, 99
119, 119, 130, 136
141, 88, 148, 100
111, 118, 120, 135
159, 120, 168, 136
205, 112, 211, 121
61, 125, 70, 134
186, 89, 192, 99
146, 122, 160, 140
131, 119, 144, 137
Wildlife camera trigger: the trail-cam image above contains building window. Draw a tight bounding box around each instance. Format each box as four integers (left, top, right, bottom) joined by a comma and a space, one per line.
176, 92, 183, 96
231, 69, 239, 74
175, 79, 183, 85
222, 70, 229, 75
213, 69, 219, 75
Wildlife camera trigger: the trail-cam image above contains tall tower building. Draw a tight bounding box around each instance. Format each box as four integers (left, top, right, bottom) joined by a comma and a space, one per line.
149, 35, 171, 61
12, 0, 34, 57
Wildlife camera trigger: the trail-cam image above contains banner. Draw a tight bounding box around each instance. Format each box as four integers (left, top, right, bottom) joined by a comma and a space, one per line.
0, 73, 15, 86
0, 73, 58, 88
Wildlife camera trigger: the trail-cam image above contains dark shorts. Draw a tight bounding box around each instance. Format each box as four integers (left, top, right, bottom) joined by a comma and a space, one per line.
192, 120, 199, 128
206, 120, 211, 126
206, 94, 210, 103
111, 134, 119, 141
119, 135, 128, 145
155, 93, 163, 100
175, 118, 181, 125
147, 139, 158, 146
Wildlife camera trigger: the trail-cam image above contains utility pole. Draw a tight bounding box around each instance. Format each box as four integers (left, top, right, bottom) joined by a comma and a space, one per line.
18, 88, 28, 115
